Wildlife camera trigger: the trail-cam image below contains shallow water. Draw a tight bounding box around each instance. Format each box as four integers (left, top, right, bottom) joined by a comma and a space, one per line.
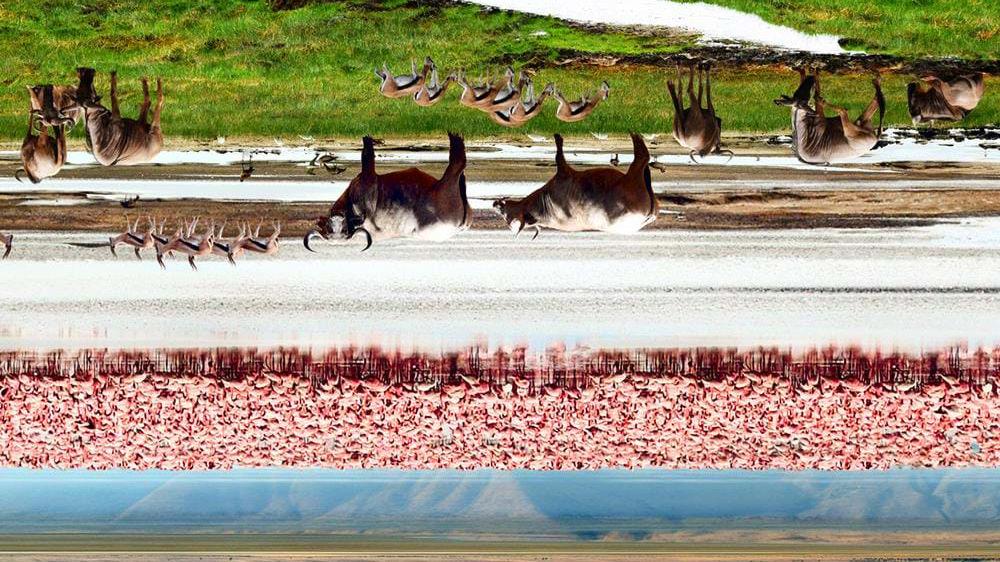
3, 219, 1000, 351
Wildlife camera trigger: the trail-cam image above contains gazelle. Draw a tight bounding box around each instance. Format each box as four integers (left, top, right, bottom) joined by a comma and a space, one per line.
668, 61, 731, 162
490, 82, 555, 128
304, 132, 471, 251
773, 68, 884, 165
908, 73, 985, 124
156, 217, 215, 270
0, 232, 12, 260
18, 85, 78, 183
209, 222, 242, 265
413, 66, 456, 107
458, 67, 515, 111
232, 221, 281, 258
74, 67, 164, 166
476, 70, 529, 114
109, 215, 161, 259
554, 81, 610, 123
492, 133, 658, 237
376, 58, 432, 99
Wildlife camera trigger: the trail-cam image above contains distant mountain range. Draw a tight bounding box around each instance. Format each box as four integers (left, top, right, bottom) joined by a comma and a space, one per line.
1, 469, 998, 536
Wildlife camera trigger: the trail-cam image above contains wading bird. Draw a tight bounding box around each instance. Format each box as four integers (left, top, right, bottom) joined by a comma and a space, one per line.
773, 68, 884, 165
304, 132, 471, 251
240, 153, 254, 182
668, 61, 732, 162
74, 67, 164, 166
493, 133, 658, 237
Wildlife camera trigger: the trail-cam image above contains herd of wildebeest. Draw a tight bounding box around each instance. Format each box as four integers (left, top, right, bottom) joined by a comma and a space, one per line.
4, 62, 988, 265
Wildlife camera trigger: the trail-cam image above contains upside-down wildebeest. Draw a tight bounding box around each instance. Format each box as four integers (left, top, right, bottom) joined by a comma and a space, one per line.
668, 61, 732, 162
492, 133, 658, 238
18, 84, 81, 183
75, 67, 164, 166
773, 68, 885, 165
907, 73, 985, 124
304, 133, 471, 251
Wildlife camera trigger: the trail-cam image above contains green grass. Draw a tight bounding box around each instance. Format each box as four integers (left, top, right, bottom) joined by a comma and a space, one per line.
678, 0, 1000, 59
0, 0, 996, 142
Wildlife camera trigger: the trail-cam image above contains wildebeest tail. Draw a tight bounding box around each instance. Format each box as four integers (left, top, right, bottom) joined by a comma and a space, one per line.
875, 79, 886, 136
14, 168, 40, 184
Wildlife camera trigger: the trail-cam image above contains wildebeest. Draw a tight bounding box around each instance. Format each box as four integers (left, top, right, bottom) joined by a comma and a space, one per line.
17, 84, 80, 183
74, 67, 164, 166
773, 68, 884, 164
304, 132, 471, 251
668, 61, 731, 162
907, 73, 985, 124
492, 133, 658, 237
554, 81, 610, 123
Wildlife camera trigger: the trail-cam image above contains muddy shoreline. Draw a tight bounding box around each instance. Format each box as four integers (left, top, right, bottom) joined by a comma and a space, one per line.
0, 190, 989, 233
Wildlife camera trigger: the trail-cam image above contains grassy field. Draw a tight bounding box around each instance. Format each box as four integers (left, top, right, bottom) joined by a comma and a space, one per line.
1, 0, 997, 142
2, 533, 1000, 558
679, 0, 1000, 58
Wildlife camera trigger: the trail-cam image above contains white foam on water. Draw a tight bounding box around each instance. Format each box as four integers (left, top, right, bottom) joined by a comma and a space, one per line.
463, 0, 845, 53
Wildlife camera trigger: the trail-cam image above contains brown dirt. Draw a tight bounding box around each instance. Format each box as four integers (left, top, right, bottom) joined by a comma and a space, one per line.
3, 186, 999, 234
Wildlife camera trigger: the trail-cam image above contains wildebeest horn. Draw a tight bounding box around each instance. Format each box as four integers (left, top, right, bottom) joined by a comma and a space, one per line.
303, 228, 322, 252
352, 227, 373, 252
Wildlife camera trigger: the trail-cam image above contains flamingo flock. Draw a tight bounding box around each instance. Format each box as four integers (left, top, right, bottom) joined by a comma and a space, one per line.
0, 345, 996, 471
108, 216, 280, 270
377, 57, 610, 127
